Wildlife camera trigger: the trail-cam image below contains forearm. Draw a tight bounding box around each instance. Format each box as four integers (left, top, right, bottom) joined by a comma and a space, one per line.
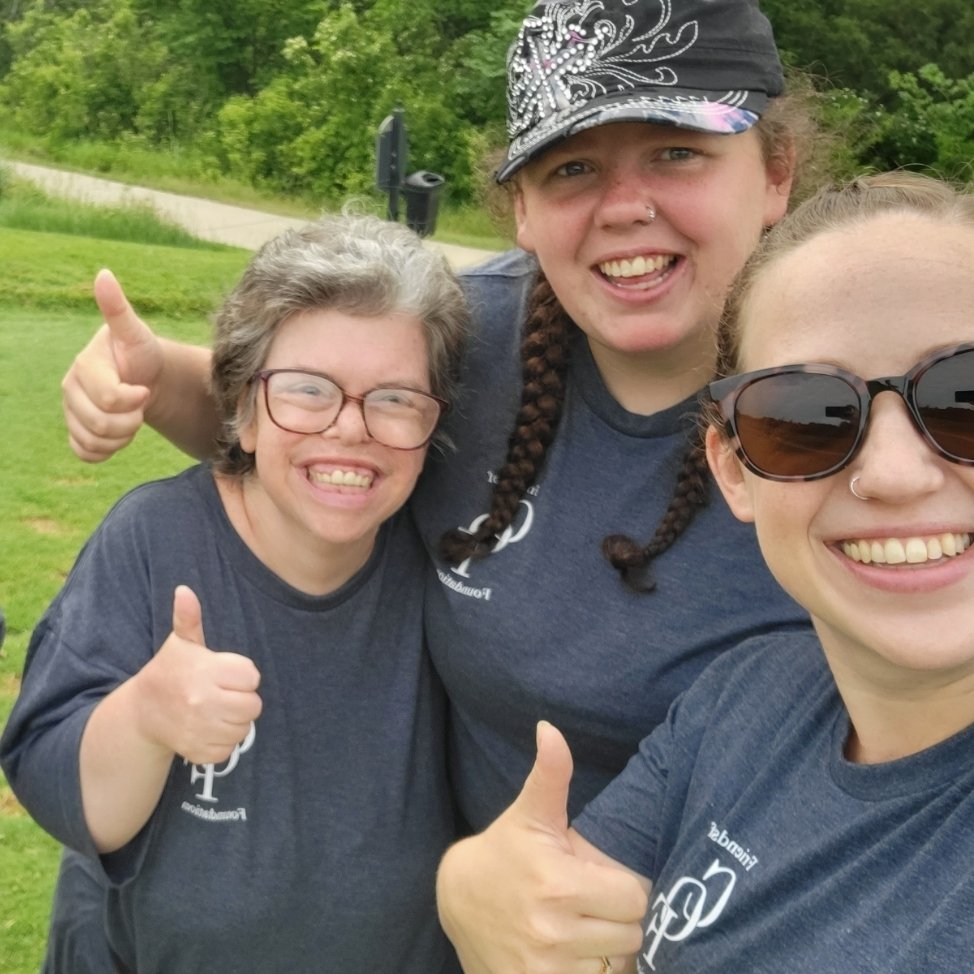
79, 676, 175, 854
146, 339, 219, 460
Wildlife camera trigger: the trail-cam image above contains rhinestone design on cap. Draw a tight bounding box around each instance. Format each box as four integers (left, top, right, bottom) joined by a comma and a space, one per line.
505, 0, 754, 165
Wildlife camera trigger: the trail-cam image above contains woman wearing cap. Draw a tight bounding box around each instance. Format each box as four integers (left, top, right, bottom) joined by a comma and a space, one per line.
59, 0, 818, 960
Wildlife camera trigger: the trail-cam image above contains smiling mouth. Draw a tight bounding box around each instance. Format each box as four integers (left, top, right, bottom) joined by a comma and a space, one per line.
598, 254, 678, 288
308, 468, 374, 490
841, 532, 972, 565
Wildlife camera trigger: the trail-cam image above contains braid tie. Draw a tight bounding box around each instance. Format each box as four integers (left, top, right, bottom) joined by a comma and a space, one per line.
602, 424, 710, 592
439, 273, 572, 565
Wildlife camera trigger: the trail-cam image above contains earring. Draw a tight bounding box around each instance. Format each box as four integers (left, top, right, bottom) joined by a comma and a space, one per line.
849, 475, 871, 501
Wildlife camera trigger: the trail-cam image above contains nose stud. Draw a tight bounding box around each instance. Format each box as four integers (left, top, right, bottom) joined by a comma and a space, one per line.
645, 204, 656, 223
849, 475, 871, 501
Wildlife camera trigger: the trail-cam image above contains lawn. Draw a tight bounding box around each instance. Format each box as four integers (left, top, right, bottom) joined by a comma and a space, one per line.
0, 209, 250, 970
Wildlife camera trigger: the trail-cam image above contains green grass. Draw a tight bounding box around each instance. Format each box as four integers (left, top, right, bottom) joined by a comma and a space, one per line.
0, 173, 234, 250
0, 204, 250, 971
0, 125, 514, 251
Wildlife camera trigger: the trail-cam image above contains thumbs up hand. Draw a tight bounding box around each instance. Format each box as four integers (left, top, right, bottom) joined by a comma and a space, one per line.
436, 722, 649, 974
62, 269, 162, 461
136, 586, 262, 766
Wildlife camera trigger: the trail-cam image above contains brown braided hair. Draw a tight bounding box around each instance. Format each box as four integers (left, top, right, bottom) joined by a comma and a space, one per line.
439, 272, 571, 564
602, 424, 710, 592
438, 269, 711, 587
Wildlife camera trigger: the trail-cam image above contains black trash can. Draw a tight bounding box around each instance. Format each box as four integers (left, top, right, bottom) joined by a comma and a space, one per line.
402, 170, 445, 238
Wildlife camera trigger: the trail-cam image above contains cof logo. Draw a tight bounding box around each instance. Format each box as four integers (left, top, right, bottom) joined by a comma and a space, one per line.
450, 499, 535, 578
185, 721, 257, 803
641, 858, 736, 970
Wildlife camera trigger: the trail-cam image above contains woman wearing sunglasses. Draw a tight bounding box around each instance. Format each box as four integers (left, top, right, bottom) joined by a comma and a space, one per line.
437, 171, 974, 972
1, 215, 468, 973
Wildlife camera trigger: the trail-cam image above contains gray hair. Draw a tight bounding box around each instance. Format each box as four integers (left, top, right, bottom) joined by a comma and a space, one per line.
211, 213, 469, 476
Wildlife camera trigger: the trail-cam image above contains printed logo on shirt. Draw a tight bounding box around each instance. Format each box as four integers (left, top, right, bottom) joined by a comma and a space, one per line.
640, 858, 736, 971
639, 823, 759, 970
707, 821, 759, 871
442, 470, 540, 589
179, 720, 256, 823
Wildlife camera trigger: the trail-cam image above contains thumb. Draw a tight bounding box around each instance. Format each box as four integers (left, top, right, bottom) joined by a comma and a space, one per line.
171, 585, 206, 648
515, 720, 574, 839
93, 269, 154, 355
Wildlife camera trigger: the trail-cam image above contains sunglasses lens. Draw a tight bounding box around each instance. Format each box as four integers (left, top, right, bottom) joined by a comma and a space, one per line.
915, 348, 974, 462
734, 372, 861, 478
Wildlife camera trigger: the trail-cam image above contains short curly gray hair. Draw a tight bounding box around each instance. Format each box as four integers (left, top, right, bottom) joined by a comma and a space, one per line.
211, 213, 469, 476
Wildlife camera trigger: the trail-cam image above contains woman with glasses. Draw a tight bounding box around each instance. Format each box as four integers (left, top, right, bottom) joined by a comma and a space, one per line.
57, 0, 823, 963
1, 214, 468, 973
61, 0, 817, 819
439, 171, 974, 972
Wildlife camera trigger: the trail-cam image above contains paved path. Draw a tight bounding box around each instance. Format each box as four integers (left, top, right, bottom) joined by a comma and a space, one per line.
6, 161, 498, 270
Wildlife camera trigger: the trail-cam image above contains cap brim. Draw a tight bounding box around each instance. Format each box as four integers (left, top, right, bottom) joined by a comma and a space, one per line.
497, 89, 766, 183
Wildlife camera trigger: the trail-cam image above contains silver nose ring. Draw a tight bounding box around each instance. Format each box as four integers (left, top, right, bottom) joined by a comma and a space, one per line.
849, 475, 871, 501
646, 204, 656, 223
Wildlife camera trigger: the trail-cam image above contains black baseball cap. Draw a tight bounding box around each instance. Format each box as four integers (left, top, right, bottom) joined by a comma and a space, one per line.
497, 0, 785, 183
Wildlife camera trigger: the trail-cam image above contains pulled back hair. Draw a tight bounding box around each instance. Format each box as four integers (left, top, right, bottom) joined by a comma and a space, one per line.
211, 213, 468, 477
441, 85, 823, 591
704, 170, 974, 427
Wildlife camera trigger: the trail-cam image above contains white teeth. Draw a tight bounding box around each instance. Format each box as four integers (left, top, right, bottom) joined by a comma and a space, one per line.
599, 254, 674, 279
885, 539, 906, 564
309, 468, 373, 489
841, 533, 971, 565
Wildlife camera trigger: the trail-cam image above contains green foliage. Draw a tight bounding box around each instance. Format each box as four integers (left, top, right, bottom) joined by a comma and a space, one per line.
206, 0, 517, 203
1, 1, 167, 140
815, 65, 974, 182
762, 0, 974, 96
3, 0, 973, 204
875, 65, 974, 179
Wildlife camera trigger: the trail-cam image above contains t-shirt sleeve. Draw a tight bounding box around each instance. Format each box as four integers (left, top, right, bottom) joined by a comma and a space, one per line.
572, 689, 686, 881
571, 638, 786, 881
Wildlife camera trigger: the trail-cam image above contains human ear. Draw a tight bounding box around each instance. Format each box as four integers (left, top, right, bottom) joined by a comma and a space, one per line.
762, 144, 795, 228
237, 392, 258, 455
705, 425, 755, 523
513, 185, 537, 254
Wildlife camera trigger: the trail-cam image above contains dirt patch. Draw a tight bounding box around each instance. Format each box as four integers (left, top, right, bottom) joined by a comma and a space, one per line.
23, 517, 67, 536
55, 476, 98, 487
0, 787, 26, 818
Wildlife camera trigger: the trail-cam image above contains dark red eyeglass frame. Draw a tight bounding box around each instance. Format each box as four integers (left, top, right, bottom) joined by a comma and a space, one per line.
705, 343, 974, 482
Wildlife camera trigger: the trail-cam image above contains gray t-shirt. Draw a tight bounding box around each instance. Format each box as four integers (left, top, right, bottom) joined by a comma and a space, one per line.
1, 464, 459, 974
410, 249, 812, 830
575, 632, 974, 972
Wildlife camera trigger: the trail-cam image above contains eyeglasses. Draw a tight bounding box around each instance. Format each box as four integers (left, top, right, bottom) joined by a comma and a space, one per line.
706, 344, 974, 482
252, 369, 449, 451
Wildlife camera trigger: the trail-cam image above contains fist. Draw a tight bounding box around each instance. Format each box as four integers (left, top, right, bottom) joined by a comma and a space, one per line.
137, 585, 262, 765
